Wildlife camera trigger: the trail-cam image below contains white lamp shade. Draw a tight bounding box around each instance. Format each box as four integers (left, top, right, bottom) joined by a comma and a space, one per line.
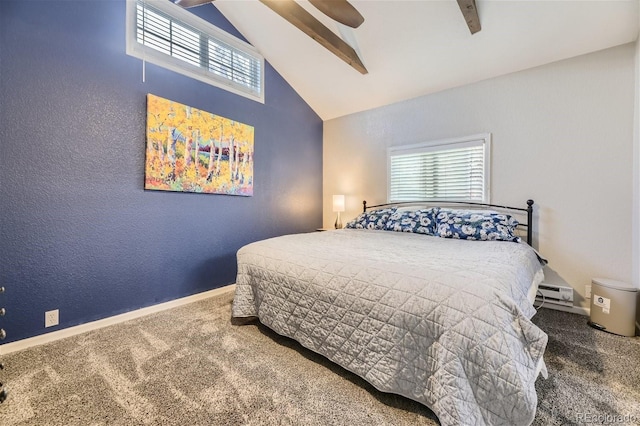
332, 195, 345, 212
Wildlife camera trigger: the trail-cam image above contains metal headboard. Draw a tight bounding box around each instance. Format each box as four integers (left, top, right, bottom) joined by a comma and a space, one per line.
363, 199, 535, 246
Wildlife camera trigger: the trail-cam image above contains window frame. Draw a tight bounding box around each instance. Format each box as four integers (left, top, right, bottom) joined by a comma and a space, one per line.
125, 0, 265, 103
387, 133, 491, 203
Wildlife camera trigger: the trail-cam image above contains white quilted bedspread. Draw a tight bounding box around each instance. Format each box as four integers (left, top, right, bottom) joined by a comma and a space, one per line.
232, 229, 548, 425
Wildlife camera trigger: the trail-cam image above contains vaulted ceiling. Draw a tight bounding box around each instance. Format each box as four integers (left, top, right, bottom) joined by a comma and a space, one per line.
210, 0, 639, 120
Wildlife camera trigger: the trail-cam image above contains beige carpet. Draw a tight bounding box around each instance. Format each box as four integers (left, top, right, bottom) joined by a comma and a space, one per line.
0, 290, 638, 425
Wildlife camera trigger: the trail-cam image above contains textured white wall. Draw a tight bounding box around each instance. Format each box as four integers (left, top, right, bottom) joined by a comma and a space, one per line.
323, 43, 636, 309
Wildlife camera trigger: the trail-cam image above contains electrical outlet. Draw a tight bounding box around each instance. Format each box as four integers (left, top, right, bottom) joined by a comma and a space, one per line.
45, 309, 59, 328
585, 284, 592, 299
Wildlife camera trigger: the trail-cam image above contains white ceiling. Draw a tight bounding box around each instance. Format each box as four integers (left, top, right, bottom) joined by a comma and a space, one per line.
212, 0, 639, 121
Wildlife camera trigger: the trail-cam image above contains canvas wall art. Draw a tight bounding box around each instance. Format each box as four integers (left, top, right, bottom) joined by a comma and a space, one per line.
145, 94, 254, 196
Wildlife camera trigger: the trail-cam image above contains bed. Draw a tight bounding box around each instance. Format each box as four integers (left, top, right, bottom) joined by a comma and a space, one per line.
232, 200, 548, 425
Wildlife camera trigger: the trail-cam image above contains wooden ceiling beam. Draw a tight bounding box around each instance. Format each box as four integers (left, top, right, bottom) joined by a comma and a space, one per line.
457, 0, 481, 35
259, 0, 368, 75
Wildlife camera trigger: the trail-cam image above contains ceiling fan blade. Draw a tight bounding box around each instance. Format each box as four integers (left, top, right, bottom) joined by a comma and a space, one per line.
174, 0, 213, 9
308, 0, 364, 28
457, 0, 481, 34
260, 0, 367, 74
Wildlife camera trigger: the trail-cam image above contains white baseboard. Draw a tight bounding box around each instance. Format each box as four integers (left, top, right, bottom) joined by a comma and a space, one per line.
0, 284, 236, 356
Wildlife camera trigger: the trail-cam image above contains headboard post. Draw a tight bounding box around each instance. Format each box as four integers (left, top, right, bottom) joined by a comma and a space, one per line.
526, 199, 534, 245
362, 200, 367, 213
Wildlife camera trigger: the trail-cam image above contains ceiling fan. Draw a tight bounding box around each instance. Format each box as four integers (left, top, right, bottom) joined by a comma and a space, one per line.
175, 0, 368, 73
174, 0, 481, 75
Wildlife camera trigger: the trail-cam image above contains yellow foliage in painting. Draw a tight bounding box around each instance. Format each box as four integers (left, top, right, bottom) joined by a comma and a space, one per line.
184, 165, 198, 182
144, 94, 254, 196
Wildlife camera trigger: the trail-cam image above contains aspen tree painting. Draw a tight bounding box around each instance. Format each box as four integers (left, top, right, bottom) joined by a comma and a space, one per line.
145, 94, 254, 196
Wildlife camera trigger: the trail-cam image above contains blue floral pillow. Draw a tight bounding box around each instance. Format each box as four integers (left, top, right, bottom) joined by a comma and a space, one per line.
384, 208, 439, 235
345, 208, 396, 230
435, 209, 520, 242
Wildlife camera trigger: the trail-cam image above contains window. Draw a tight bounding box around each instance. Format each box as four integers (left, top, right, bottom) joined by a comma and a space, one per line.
388, 133, 491, 203
126, 0, 264, 103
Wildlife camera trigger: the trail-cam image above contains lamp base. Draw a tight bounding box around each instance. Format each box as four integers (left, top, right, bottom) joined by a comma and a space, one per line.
334, 212, 342, 229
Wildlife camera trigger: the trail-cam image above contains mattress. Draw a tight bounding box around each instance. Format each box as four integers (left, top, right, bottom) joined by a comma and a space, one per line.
232, 229, 548, 425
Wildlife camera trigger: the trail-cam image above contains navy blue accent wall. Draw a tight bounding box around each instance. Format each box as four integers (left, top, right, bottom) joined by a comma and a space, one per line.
0, 0, 323, 343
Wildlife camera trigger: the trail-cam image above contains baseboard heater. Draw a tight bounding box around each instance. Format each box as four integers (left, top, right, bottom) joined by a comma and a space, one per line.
535, 283, 574, 307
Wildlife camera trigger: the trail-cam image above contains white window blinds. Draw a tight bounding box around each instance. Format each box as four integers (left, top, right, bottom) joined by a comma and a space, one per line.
388, 134, 490, 203
126, 0, 264, 103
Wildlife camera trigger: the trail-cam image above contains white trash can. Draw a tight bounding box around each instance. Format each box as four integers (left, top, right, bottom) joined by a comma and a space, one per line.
588, 278, 637, 337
